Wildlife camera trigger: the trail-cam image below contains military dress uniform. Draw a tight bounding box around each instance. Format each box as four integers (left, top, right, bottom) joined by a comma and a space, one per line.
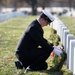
15, 19, 54, 70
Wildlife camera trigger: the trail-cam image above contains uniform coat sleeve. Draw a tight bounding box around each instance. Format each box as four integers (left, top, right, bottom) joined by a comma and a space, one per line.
28, 25, 54, 53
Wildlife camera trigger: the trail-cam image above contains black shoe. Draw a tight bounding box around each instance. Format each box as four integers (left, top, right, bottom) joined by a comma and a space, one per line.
15, 61, 23, 69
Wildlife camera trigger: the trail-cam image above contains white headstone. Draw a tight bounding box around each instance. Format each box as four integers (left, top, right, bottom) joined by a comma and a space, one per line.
59, 24, 65, 39
61, 26, 67, 44
66, 34, 73, 68
52, 19, 58, 31
57, 20, 64, 36
69, 40, 75, 72
63, 30, 70, 51
73, 47, 75, 75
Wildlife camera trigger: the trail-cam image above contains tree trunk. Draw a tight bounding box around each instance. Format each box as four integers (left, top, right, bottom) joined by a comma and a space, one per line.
0, 6, 1, 12
31, 0, 37, 15
42, 6, 45, 10
68, 0, 72, 16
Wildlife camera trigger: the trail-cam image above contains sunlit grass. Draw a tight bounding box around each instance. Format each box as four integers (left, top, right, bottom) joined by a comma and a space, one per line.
59, 16, 75, 38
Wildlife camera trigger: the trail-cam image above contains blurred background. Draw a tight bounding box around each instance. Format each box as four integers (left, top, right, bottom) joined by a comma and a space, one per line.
0, 0, 75, 22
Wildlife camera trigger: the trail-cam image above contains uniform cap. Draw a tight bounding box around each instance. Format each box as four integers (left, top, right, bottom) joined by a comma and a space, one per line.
42, 9, 55, 22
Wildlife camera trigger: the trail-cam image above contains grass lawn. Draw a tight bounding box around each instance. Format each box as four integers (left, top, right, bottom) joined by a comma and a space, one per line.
59, 16, 75, 39
0, 16, 74, 75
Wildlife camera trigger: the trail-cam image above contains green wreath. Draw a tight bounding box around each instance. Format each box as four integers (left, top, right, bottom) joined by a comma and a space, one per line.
50, 50, 67, 71
49, 27, 67, 71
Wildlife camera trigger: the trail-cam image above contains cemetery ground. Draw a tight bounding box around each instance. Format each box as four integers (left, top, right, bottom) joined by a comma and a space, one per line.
0, 16, 75, 75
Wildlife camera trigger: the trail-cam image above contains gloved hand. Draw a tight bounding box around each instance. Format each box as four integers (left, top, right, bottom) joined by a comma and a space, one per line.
53, 46, 63, 56
53, 46, 63, 50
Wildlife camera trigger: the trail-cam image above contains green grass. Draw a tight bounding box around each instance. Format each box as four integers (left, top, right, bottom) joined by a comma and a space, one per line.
0, 16, 74, 75
59, 16, 75, 38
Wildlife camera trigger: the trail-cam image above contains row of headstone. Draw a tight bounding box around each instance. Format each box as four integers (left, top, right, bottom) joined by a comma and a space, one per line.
52, 16, 75, 75
0, 11, 27, 22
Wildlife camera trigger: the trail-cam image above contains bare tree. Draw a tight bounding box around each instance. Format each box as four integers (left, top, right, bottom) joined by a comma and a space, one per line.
0, 0, 11, 12
68, 0, 72, 12
0, 0, 3, 12
68, 0, 75, 16
11, 0, 19, 11
2, 0, 11, 7
19, 0, 37, 15
37, 0, 51, 9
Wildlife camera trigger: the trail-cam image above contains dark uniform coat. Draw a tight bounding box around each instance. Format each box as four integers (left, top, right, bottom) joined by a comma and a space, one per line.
15, 19, 54, 70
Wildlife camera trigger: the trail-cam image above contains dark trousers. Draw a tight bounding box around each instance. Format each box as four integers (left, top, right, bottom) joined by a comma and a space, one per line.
16, 48, 51, 71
